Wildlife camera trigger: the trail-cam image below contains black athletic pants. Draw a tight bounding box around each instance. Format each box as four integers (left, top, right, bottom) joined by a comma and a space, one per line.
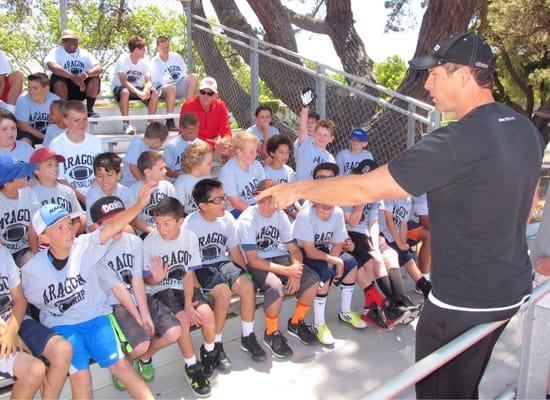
415, 299, 520, 399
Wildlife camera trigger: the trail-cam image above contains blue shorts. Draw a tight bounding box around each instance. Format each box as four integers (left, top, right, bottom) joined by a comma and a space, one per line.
303, 251, 358, 284
53, 315, 123, 373
388, 241, 416, 266
19, 318, 58, 357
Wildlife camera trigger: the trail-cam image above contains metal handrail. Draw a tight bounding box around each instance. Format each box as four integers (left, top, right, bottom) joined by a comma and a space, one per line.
362, 280, 550, 399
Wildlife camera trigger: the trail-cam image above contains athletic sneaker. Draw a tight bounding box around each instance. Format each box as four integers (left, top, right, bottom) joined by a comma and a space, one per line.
240, 333, 267, 361
134, 357, 155, 382
313, 323, 336, 346
415, 277, 432, 297
263, 330, 293, 358
166, 118, 177, 131
214, 342, 231, 372
361, 304, 388, 329
364, 284, 385, 308
397, 296, 418, 310
199, 345, 218, 379
338, 310, 368, 328
123, 123, 136, 135
185, 362, 211, 398
287, 318, 317, 345
87, 111, 100, 119
112, 374, 126, 391
383, 299, 411, 328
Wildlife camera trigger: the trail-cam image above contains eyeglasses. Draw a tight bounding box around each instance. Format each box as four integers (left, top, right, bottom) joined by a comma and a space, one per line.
206, 194, 227, 205
200, 90, 215, 96
314, 174, 334, 180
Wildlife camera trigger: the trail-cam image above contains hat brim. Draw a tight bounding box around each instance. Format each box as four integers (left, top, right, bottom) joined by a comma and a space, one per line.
61, 35, 79, 40
408, 55, 443, 70
199, 85, 218, 94
0, 162, 36, 185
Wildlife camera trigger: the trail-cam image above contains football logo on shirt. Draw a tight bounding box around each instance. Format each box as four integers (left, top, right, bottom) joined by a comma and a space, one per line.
256, 225, 280, 254
43, 274, 87, 316
163, 66, 182, 83
63, 60, 85, 74
126, 70, 143, 84
107, 253, 135, 292
42, 197, 73, 213
3, 223, 27, 242
0, 293, 13, 322
198, 232, 227, 262
314, 231, 334, 253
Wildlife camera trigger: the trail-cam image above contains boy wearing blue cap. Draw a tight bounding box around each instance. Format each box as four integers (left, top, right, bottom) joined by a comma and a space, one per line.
335, 128, 374, 176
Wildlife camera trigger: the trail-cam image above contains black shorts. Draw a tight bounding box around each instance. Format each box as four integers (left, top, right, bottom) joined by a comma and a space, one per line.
388, 240, 416, 266
113, 86, 155, 105
195, 261, 246, 291
50, 74, 99, 101
19, 319, 58, 357
152, 288, 207, 315
348, 231, 375, 265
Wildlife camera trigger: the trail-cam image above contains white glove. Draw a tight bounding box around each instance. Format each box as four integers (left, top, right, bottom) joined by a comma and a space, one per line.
300, 87, 316, 108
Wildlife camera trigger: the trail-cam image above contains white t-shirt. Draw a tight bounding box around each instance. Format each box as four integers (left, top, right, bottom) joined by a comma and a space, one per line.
43, 125, 64, 147
0, 246, 20, 322
0, 141, 33, 162
412, 193, 428, 216
85, 183, 136, 227
174, 173, 211, 215
293, 203, 348, 252
294, 136, 335, 181
121, 138, 151, 187
32, 183, 82, 214
237, 205, 293, 259
15, 92, 60, 135
163, 136, 204, 174
45, 47, 99, 75
143, 227, 201, 295
97, 233, 143, 306
150, 52, 187, 87
335, 148, 374, 176
184, 211, 239, 266
111, 54, 150, 90
131, 180, 176, 228
0, 50, 11, 75
263, 164, 295, 184
49, 132, 102, 195
0, 187, 40, 254
21, 229, 117, 328
246, 125, 279, 162
379, 198, 413, 242
219, 157, 265, 211
344, 201, 380, 235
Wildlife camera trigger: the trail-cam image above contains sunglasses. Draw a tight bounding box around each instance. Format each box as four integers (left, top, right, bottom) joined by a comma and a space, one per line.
206, 194, 227, 205
314, 174, 334, 180
200, 90, 215, 96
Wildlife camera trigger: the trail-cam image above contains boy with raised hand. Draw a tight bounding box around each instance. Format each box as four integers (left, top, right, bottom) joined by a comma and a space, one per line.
0, 154, 40, 266
30, 147, 85, 233
121, 121, 169, 187
0, 109, 33, 162
187, 179, 266, 370
239, 179, 319, 358
164, 112, 204, 180
336, 128, 374, 175
21, 181, 157, 400
294, 88, 336, 181
86, 152, 136, 232
90, 196, 181, 391
48, 100, 102, 204
131, 151, 176, 236
292, 163, 366, 346
143, 196, 215, 397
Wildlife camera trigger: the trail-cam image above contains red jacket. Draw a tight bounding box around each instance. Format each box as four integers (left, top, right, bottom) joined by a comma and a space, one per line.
181, 96, 231, 148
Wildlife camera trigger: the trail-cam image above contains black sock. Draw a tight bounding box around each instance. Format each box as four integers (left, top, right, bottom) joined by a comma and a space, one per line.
86, 97, 96, 113
388, 268, 407, 299
375, 276, 394, 299
166, 118, 174, 124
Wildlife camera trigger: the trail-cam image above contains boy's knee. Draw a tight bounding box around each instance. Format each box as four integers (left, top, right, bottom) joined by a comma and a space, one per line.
211, 284, 232, 304
26, 358, 46, 383
163, 325, 182, 343
46, 336, 73, 365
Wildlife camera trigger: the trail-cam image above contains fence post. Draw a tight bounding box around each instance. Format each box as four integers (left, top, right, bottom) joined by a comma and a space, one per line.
315, 64, 326, 119
59, 0, 67, 31
428, 110, 440, 133
183, 1, 193, 73
517, 291, 550, 399
407, 103, 416, 148
250, 39, 260, 121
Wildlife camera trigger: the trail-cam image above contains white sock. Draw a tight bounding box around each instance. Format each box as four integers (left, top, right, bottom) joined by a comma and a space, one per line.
184, 355, 197, 367
214, 333, 222, 343
241, 320, 254, 337
204, 342, 215, 352
340, 283, 354, 314
425, 273, 431, 281
314, 295, 327, 325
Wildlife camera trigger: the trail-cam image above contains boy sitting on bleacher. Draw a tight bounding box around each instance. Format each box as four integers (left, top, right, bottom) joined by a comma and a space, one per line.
121, 121, 169, 187
246, 104, 280, 163
43, 100, 66, 147
164, 112, 204, 180
335, 128, 374, 175
0, 110, 33, 162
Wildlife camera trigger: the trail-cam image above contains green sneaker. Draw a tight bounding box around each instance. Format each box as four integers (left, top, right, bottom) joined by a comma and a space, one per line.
338, 310, 368, 329
313, 323, 336, 346
134, 357, 155, 382
112, 374, 126, 391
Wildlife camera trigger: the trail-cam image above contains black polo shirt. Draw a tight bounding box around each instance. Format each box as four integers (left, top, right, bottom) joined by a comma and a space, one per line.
388, 102, 543, 308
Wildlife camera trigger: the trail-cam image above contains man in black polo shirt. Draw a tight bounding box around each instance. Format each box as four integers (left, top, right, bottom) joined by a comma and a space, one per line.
257, 32, 543, 398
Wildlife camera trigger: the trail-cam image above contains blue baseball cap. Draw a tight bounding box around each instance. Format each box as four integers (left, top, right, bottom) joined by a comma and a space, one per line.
0, 155, 36, 186
350, 128, 369, 142
32, 203, 80, 235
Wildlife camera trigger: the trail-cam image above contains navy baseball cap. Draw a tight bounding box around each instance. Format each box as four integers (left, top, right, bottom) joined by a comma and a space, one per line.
313, 162, 339, 178
32, 204, 81, 235
409, 32, 493, 70
0, 155, 36, 185
350, 128, 369, 142
352, 159, 379, 175
90, 196, 126, 225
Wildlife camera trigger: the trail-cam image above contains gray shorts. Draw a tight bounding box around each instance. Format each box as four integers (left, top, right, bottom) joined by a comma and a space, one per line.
152, 288, 208, 316
112, 295, 179, 349
249, 255, 320, 309
195, 261, 246, 291
158, 77, 189, 99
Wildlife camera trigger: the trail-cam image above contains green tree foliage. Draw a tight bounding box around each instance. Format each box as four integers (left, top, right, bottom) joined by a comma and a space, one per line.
374, 55, 407, 92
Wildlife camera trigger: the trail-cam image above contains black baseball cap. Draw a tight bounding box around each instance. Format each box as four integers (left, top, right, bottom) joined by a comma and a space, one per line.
351, 159, 379, 175
90, 196, 126, 225
308, 111, 320, 121
409, 32, 493, 70
313, 162, 339, 178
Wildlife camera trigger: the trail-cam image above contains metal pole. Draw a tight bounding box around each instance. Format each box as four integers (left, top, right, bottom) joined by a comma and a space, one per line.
250, 39, 259, 122
315, 64, 326, 119
60, 0, 67, 31
407, 103, 416, 148
184, 1, 193, 73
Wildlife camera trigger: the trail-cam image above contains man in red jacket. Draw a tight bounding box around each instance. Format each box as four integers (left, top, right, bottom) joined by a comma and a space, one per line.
180, 77, 231, 156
